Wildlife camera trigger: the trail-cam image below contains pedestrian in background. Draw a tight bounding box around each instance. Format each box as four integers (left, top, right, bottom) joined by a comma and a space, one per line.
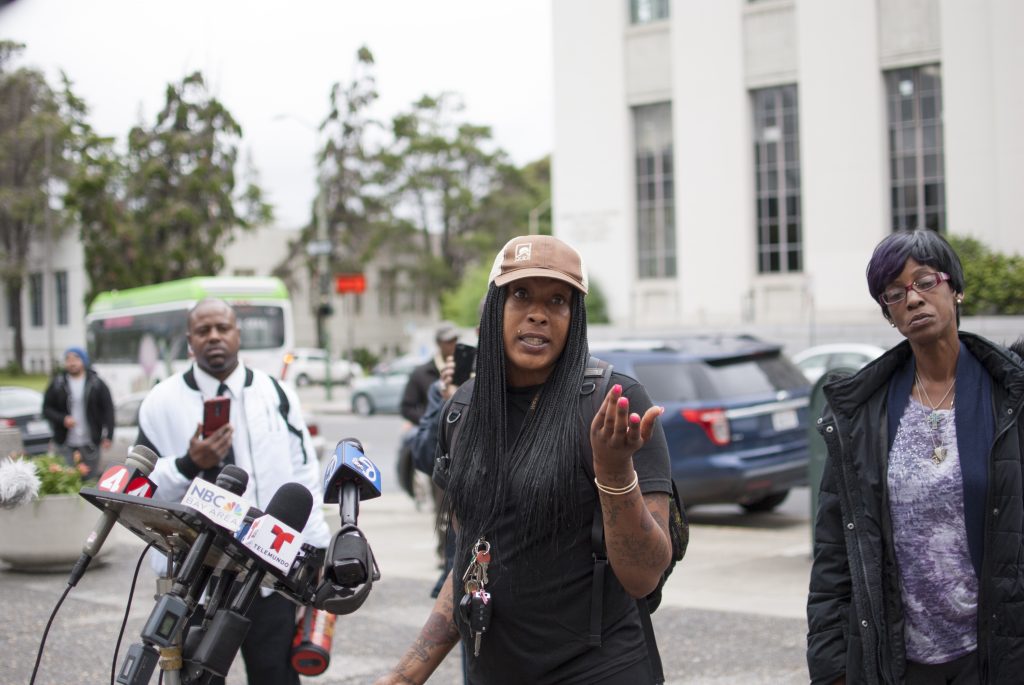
376, 235, 673, 684
401, 321, 460, 425
807, 228, 1024, 684
42, 346, 114, 479
401, 321, 460, 563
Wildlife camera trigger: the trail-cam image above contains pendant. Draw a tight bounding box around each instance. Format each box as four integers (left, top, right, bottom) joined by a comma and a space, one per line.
931, 446, 948, 465
927, 411, 942, 429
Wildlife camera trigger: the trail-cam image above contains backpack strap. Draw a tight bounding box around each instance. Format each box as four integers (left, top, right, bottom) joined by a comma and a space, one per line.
578, 357, 612, 648
268, 375, 308, 464
434, 379, 474, 490
580, 358, 667, 682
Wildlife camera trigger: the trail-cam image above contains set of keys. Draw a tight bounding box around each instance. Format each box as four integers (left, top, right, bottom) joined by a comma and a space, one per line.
459, 537, 493, 657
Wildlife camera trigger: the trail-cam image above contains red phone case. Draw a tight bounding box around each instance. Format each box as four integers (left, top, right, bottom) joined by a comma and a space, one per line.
202, 397, 231, 438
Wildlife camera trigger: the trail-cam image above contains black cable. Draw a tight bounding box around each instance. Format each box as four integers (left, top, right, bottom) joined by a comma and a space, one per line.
111, 542, 156, 685
29, 581, 73, 685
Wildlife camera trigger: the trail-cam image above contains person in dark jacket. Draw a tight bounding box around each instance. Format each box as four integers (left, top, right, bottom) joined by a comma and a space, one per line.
807, 229, 1024, 685
42, 346, 115, 479
400, 321, 460, 425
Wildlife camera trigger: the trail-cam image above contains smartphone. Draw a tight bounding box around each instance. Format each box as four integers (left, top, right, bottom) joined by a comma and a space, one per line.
202, 397, 231, 438
451, 343, 477, 387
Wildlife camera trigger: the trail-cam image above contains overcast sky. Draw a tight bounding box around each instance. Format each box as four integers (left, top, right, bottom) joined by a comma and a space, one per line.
0, 0, 554, 230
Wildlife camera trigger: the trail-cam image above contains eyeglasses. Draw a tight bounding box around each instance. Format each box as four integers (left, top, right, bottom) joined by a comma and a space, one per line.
879, 272, 951, 306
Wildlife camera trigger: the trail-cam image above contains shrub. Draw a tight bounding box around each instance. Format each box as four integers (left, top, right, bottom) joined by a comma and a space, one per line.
31, 455, 86, 496
947, 234, 1024, 315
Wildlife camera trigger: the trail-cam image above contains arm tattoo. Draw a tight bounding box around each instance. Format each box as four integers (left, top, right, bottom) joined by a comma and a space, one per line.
602, 492, 671, 571
392, 580, 461, 682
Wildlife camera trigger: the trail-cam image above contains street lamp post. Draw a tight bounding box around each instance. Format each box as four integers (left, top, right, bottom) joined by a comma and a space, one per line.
274, 114, 334, 400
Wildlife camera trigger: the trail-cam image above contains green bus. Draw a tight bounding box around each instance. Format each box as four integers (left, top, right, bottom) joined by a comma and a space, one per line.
85, 277, 294, 399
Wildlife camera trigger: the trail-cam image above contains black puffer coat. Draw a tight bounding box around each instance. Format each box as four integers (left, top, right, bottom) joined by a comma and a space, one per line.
807, 332, 1024, 684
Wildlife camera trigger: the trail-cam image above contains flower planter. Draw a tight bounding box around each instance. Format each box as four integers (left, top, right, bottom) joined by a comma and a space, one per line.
0, 494, 106, 572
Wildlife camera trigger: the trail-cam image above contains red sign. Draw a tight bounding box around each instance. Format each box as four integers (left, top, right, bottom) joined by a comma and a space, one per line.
335, 273, 366, 294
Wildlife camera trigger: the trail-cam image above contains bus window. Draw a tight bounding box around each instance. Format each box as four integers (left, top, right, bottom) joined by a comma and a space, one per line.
234, 305, 285, 349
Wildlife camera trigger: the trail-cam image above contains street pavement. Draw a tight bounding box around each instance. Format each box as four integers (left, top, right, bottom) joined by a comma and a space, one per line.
1, 386, 813, 684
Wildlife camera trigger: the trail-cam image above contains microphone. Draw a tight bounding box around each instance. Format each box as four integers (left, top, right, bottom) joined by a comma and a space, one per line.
322, 438, 382, 525
186, 482, 314, 679
136, 465, 249, 653
67, 445, 159, 587
0, 456, 40, 508
315, 438, 382, 614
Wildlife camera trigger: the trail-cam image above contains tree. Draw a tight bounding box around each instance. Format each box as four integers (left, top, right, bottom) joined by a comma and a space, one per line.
946, 234, 1024, 315
381, 93, 508, 293
68, 71, 271, 303
0, 41, 70, 370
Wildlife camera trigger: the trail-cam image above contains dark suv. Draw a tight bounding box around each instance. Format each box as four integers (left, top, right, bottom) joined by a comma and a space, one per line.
591, 336, 811, 512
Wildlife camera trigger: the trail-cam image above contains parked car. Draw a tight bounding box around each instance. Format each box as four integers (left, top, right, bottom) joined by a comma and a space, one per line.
0, 386, 52, 455
791, 343, 887, 384
349, 354, 426, 416
280, 348, 364, 387
590, 336, 812, 512
101, 390, 327, 473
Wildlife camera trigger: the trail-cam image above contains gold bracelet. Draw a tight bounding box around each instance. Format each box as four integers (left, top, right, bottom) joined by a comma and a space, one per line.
594, 471, 639, 496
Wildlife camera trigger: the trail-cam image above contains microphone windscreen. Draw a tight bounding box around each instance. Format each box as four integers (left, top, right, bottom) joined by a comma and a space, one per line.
266, 482, 313, 531
0, 457, 40, 509
126, 444, 159, 474
216, 464, 249, 495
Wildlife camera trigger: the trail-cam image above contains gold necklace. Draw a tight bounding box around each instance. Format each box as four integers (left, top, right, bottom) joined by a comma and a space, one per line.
915, 372, 954, 464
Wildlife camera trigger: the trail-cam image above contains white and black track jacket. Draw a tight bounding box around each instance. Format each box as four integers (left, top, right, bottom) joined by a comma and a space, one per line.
137, 363, 330, 548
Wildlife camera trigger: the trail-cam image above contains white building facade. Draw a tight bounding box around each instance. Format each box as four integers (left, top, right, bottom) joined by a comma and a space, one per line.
552, 0, 1024, 330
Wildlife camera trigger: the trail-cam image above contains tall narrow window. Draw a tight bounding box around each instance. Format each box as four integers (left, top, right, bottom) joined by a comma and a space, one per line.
55, 271, 68, 326
886, 65, 945, 232
630, 0, 669, 24
634, 102, 676, 279
29, 273, 44, 327
753, 85, 802, 273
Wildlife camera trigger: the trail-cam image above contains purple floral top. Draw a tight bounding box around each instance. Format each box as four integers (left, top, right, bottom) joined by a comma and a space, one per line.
887, 397, 977, 664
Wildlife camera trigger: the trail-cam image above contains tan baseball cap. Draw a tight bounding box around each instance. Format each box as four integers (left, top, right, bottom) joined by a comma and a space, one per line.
488, 235, 589, 294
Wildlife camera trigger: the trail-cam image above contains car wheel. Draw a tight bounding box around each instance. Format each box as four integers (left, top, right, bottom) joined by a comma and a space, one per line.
740, 490, 790, 513
295, 373, 312, 387
352, 394, 375, 416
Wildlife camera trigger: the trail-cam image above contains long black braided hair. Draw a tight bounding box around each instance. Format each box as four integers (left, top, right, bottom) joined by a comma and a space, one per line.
441, 281, 591, 553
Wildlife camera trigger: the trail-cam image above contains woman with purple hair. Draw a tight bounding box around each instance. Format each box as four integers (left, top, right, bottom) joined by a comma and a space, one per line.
806, 228, 1024, 685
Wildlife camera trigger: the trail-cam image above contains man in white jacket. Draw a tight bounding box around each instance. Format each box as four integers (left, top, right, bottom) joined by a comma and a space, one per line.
136, 298, 330, 685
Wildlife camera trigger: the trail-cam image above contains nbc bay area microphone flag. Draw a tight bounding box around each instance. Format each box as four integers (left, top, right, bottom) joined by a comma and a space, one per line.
180, 478, 248, 533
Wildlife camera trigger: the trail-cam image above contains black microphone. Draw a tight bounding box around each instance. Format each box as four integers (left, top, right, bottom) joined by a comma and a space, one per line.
171, 466, 249, 596
68, 444, 159, 586
186, 482, 314, 679
315, 439, 382, 614
135, 465, 249, 655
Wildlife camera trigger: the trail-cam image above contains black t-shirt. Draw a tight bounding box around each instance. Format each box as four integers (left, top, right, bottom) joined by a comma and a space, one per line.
446, 371, 672, 685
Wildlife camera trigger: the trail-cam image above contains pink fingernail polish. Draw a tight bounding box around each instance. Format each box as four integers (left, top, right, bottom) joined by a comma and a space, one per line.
618, 397, 629, 409
613, 384, 622, 395
630, 413, 640, 424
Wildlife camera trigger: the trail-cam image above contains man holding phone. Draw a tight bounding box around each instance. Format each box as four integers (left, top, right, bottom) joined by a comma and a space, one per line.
135, 298, 330, 685
400, 321, 459, 425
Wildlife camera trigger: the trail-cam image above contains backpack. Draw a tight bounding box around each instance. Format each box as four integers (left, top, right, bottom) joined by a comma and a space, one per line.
436, 356, 688, 684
